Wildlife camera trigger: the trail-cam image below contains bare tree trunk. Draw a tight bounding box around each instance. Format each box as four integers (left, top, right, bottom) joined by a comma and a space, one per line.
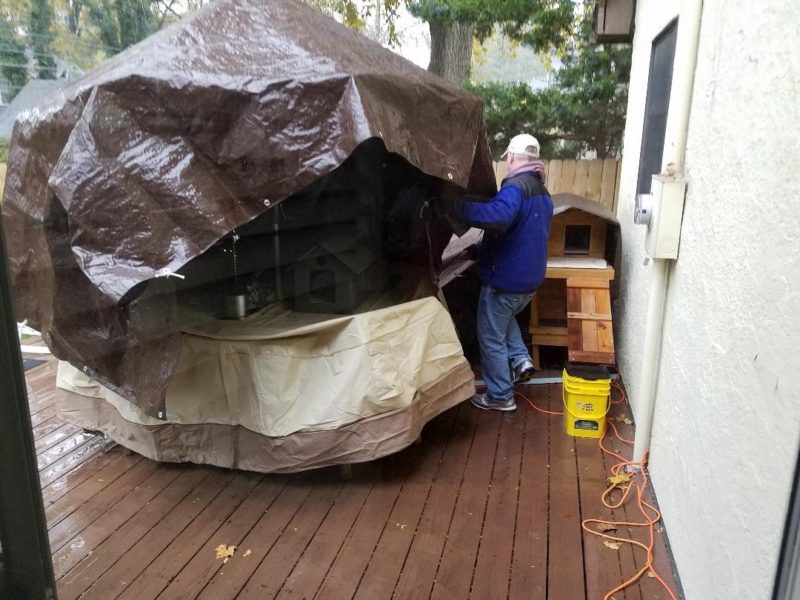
427, 19, 474, 84
67, 0, 82, 35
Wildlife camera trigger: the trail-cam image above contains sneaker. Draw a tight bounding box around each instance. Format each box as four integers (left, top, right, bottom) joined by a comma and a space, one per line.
470, 392, 517, 412
512, 358, 535, 384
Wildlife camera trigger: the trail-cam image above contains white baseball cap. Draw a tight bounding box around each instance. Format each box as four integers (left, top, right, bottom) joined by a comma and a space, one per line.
501, 133, 540, 159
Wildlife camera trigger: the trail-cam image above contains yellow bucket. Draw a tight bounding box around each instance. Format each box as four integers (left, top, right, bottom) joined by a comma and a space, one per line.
562, 367, 611, 439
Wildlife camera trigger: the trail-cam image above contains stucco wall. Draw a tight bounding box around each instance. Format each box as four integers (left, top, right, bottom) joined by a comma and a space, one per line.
615, 1, 800, 598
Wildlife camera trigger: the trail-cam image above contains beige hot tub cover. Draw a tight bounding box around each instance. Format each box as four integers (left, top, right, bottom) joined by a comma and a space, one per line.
56, 297, 475, 473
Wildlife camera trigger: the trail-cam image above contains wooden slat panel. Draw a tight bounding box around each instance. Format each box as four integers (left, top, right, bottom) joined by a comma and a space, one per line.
546, 266, 615, 281
567, 311, 612, 321
569, 350, 616, 365
598, 321, 615, 353
582, 320, 599, 352
600, 158, 618, 209
574, 160, 590, 197
532, 333, 569, 346
596, 289, 612, 315
537, 279, 567, 322
531, 325, 569, 336
567, 278, 611, 291
568, 317, 583, 355
587, 159, 604, 202
548, 160, 563, 194
581, 288, 597, 314
495, 161, 508, 188
560, 160, 576, 195
566, 286, 583, 312
613, 160, 623, 214
589, 221, 607, 258
0, 162, 7, 199
529, 292, 540, 329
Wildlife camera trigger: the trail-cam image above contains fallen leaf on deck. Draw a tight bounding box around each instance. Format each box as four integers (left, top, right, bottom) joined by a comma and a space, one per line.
608, 472, 632, 486
243, 549, 252, 557
647, 570, 656, 578
602, 540, 622, 550
597, 524, 618, 533
215, 544, 236, 560
615, 415, 632, 425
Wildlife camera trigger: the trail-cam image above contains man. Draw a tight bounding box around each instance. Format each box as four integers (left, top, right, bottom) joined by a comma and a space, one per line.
451, 133, 553, 412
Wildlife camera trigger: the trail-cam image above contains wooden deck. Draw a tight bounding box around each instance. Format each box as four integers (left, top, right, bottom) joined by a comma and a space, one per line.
23, 353, 682, 599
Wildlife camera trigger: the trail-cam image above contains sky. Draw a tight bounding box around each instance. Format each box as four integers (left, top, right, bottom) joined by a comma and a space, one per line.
391, 5, 431, 68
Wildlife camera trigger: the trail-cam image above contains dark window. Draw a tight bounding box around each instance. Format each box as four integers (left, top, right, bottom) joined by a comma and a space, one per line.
564, 225, 592, 255
637, 20, 678, 194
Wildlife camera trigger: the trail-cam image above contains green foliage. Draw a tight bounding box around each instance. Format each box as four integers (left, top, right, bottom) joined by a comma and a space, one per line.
0, 139, 10, 162
0, 19, 29, 99
468, 47, 630, 160
29, 0, 57, 78
465, 81, 572, 159
85, 0, 159, 54
302, 0, 403, 46
467, 3, 631, 160
408, 0, 573, 52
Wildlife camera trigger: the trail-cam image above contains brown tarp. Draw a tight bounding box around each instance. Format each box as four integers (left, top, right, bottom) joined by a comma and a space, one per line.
1, 0, 495, 415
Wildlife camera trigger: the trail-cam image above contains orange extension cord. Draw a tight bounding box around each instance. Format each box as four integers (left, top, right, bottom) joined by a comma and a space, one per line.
478, 379, 679, 600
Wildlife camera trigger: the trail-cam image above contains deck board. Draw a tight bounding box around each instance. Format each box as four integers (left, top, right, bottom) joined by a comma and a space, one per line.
116, 473, 264, 600
508, 387, 550, 599
392, 404, 477, 600
546, 384, 588, 600
352, 410, 455, 600
22, 355, 682, 599
471, 405, 525, 599
429, 408, 503, 600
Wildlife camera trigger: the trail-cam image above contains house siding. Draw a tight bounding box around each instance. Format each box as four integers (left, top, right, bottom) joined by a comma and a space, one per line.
615, 1, 800, 599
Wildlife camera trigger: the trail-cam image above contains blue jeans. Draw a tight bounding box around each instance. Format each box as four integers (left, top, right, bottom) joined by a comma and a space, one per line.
477, 285, 534, 401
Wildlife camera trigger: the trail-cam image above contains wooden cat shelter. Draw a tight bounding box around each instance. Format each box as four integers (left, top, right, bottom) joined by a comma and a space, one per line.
530, 194, 621, 368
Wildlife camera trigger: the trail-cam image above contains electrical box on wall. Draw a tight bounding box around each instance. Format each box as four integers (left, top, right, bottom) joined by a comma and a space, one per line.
644, 175, 687, 259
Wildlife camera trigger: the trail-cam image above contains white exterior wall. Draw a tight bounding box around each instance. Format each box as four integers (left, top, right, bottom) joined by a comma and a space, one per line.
615, 1, 800, 598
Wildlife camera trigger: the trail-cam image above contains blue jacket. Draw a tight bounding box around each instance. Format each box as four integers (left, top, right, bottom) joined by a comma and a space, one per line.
453, 171, 553, 293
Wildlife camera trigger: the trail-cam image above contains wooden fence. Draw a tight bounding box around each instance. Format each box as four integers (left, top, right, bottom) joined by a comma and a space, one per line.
494, 158, 621, 213
0, 163, 6, 201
